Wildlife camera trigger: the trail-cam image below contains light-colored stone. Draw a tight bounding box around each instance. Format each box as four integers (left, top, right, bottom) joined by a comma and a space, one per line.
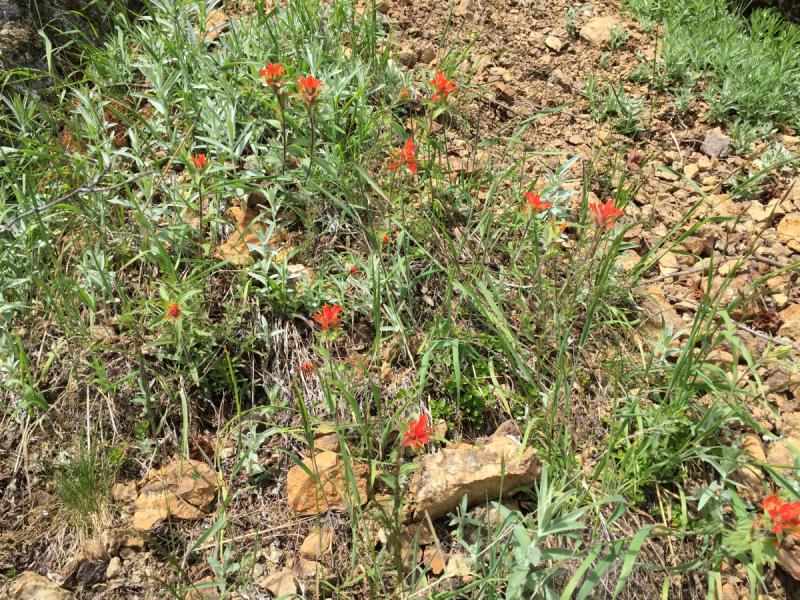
407, 420, 541, 520
777, 213, 800, 252
731, 434, 768, 503
105, 556, 122, 579
81, 539, 110, 562
6, 572, 75, 600
397, 47, 417, 68
684, 163, 699, 181
286, 451, 369, 514
701, 128, 732, 158
423, 545, 446, 575
580, 17, 622, 48
445, 554, 473, 583
778, 303, 800, 345
132, 458, 219, 530
697, 156, 712, 172
299, 528, 334, 559
545, 36, 562, 52
766, 439, 800, 476
260, 568, 297, 596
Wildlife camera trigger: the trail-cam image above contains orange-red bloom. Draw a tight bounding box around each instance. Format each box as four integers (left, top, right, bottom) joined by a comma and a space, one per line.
260, 63, 286, 88
522, 192, 551, 214
400, 88, 409, 98
312, 304, 342, 330
164, 303, 182, 322
387, 139, 418, 174
589, 198, 624, 230
298, 360, 315, 376
297, 75, 324, 106
402, 414, 433, 448
382, 234, 389, 243
430, 71, 457, 103
754, 493, 800, 537
349, 265, 357, 274
189, 154, 208, 170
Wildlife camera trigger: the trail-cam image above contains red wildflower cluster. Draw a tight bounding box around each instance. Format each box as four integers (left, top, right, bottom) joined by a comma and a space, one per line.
297, 360, 315, 376
429, 71, 456, 103
164, 303, 182, 322
349, 265, 358, 274
387, 139, 418, 174
400, 88, 409, 98
260, 63, 286, 89
402, 414, 433, 448
297, 75, 324, 106
522, 192, 551, 214
189, 154, 208, 170
382, 234, 389, 243
754, 494, 800, 537
312, 304, 342, 330
589, 198, 624, 230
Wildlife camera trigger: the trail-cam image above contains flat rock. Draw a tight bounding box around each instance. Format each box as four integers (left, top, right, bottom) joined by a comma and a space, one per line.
545, 36, 562, 52
6, 572, 75, 599
700, 128, 732, 158
286, 451, 369, 514
407, 420, 541, 520
260, 568, 296, 596
731, 434, 768, 503
299, 527, 334, 559
778, 303, 800, 346
132, 458, 219, 530
580, 17, 622, 47
777, 213, 800, 252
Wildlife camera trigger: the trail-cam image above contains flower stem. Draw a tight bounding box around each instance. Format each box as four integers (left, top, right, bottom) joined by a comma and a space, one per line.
304, 108, 316, 185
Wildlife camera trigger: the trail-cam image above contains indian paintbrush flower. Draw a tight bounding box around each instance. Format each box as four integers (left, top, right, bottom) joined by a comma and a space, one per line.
164, 303, 182, 322
402, 414, 433, 448
189, 154, 208, 170
312, 304, 342, 330
522, 192, 550, 214
260, 63, 286, 90
589, 198, 624, 230
753, 493, 800, 537
387, 139, 418, 174
430, 71, 457, 103
297, 75, 324, 107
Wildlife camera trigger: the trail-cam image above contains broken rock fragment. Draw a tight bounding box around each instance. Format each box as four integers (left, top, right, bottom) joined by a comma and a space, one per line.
407, 420, 541, 520
286, 451, 369, 514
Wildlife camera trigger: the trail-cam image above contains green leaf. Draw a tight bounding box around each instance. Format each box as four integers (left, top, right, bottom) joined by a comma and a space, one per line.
613, 526, 653, 598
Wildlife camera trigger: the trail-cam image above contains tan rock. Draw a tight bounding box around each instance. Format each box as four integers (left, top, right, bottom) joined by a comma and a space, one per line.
105, 556, 122, 580
201, 10, 230, 42
132, 459, 219, 530
81, 539, 110, 562
777, 303, 800, 345
777, 213, 800, 252
580, 17, 622, 47
216, 206, 278, 265
299, 527, 333, 559
545, 36, 562, 52
657, 252, 679, 276
684, 163, 699, 181
260, 568, 297, 596
407, 421, 541, 520
766, 439, 800, 476
423, 545, 446, 575
112, 481, 138, 503
397, 47, 417, 68
697, 156, 712, 172
445, 554, 473, 583
6, 572, 75, 599
731, 434, 768, 503
640, 285, 686, 342
778, 545, 800, 581
720, 583, 738, 600
286, 451, 369, 514
185, 576, 217, 600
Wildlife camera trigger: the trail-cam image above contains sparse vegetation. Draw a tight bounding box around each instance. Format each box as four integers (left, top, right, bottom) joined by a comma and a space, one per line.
1, 0, 800, 598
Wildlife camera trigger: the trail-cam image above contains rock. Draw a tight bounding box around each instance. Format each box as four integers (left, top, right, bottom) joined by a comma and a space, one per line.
6, 571, 75, 599
112, 481, 138, 504
492, 81, 517, 103
286, 451, 369, 514
215, 206, 279, 265
418, 43, 436, 64
423, 545, 446, 575
721, 583, 738, 600
777, 303, 800, 346
201, 9, 230, 42
778, 413, 800, 440
75, 562, 106, 587
684, 163, 699, 181
313, 433, 341, 454
185, 576, 218, 600
260, 568, 297, 596
766, 439, 799, 476
407, 420, 541, 520
89, 324, 116, 342
99, 531, 121, 557
545, 36, 562, 52
697, 156, 712, 172
701, 128, 732, 158
580, 17, 622, 48
640, 285, 686, 343
397, 46, 417, 68
778, 544, 800, 581
299, 527, 333, 559
132, 458, 219, 530
731, 434, 768, 503
445, 554, 473, 583
777, 214, 800, 252
105, 557, 122, 580
548, 68, 572, 93
81, 539, 110, 562
568, 134, 585, 146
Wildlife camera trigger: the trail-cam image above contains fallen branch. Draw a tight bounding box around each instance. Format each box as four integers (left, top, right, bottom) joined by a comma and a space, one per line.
641, 254, 789, 285
0, 165, 156, 235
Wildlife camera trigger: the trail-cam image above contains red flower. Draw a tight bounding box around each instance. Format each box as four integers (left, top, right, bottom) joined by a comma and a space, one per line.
297, 360, 315, 376
387, 139, 418, 174
382, 234, 389, 243
189, 154, 208, 170
402, 414, 433, 448
522, 192, 551, 214
297, 75, 324, 106
349, 265, 357, 274
430, 71, 457, 103
755, 493, 800, 537
400, 88, 409, 98
589, 198, 624, 230
260, 63, 286, 89
552, 217, 568, 234
164, 303, 182, 322
312, 304, 342, 330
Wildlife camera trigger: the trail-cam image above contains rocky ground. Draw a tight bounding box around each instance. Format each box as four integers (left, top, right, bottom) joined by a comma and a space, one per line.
2, 0, 800, 599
